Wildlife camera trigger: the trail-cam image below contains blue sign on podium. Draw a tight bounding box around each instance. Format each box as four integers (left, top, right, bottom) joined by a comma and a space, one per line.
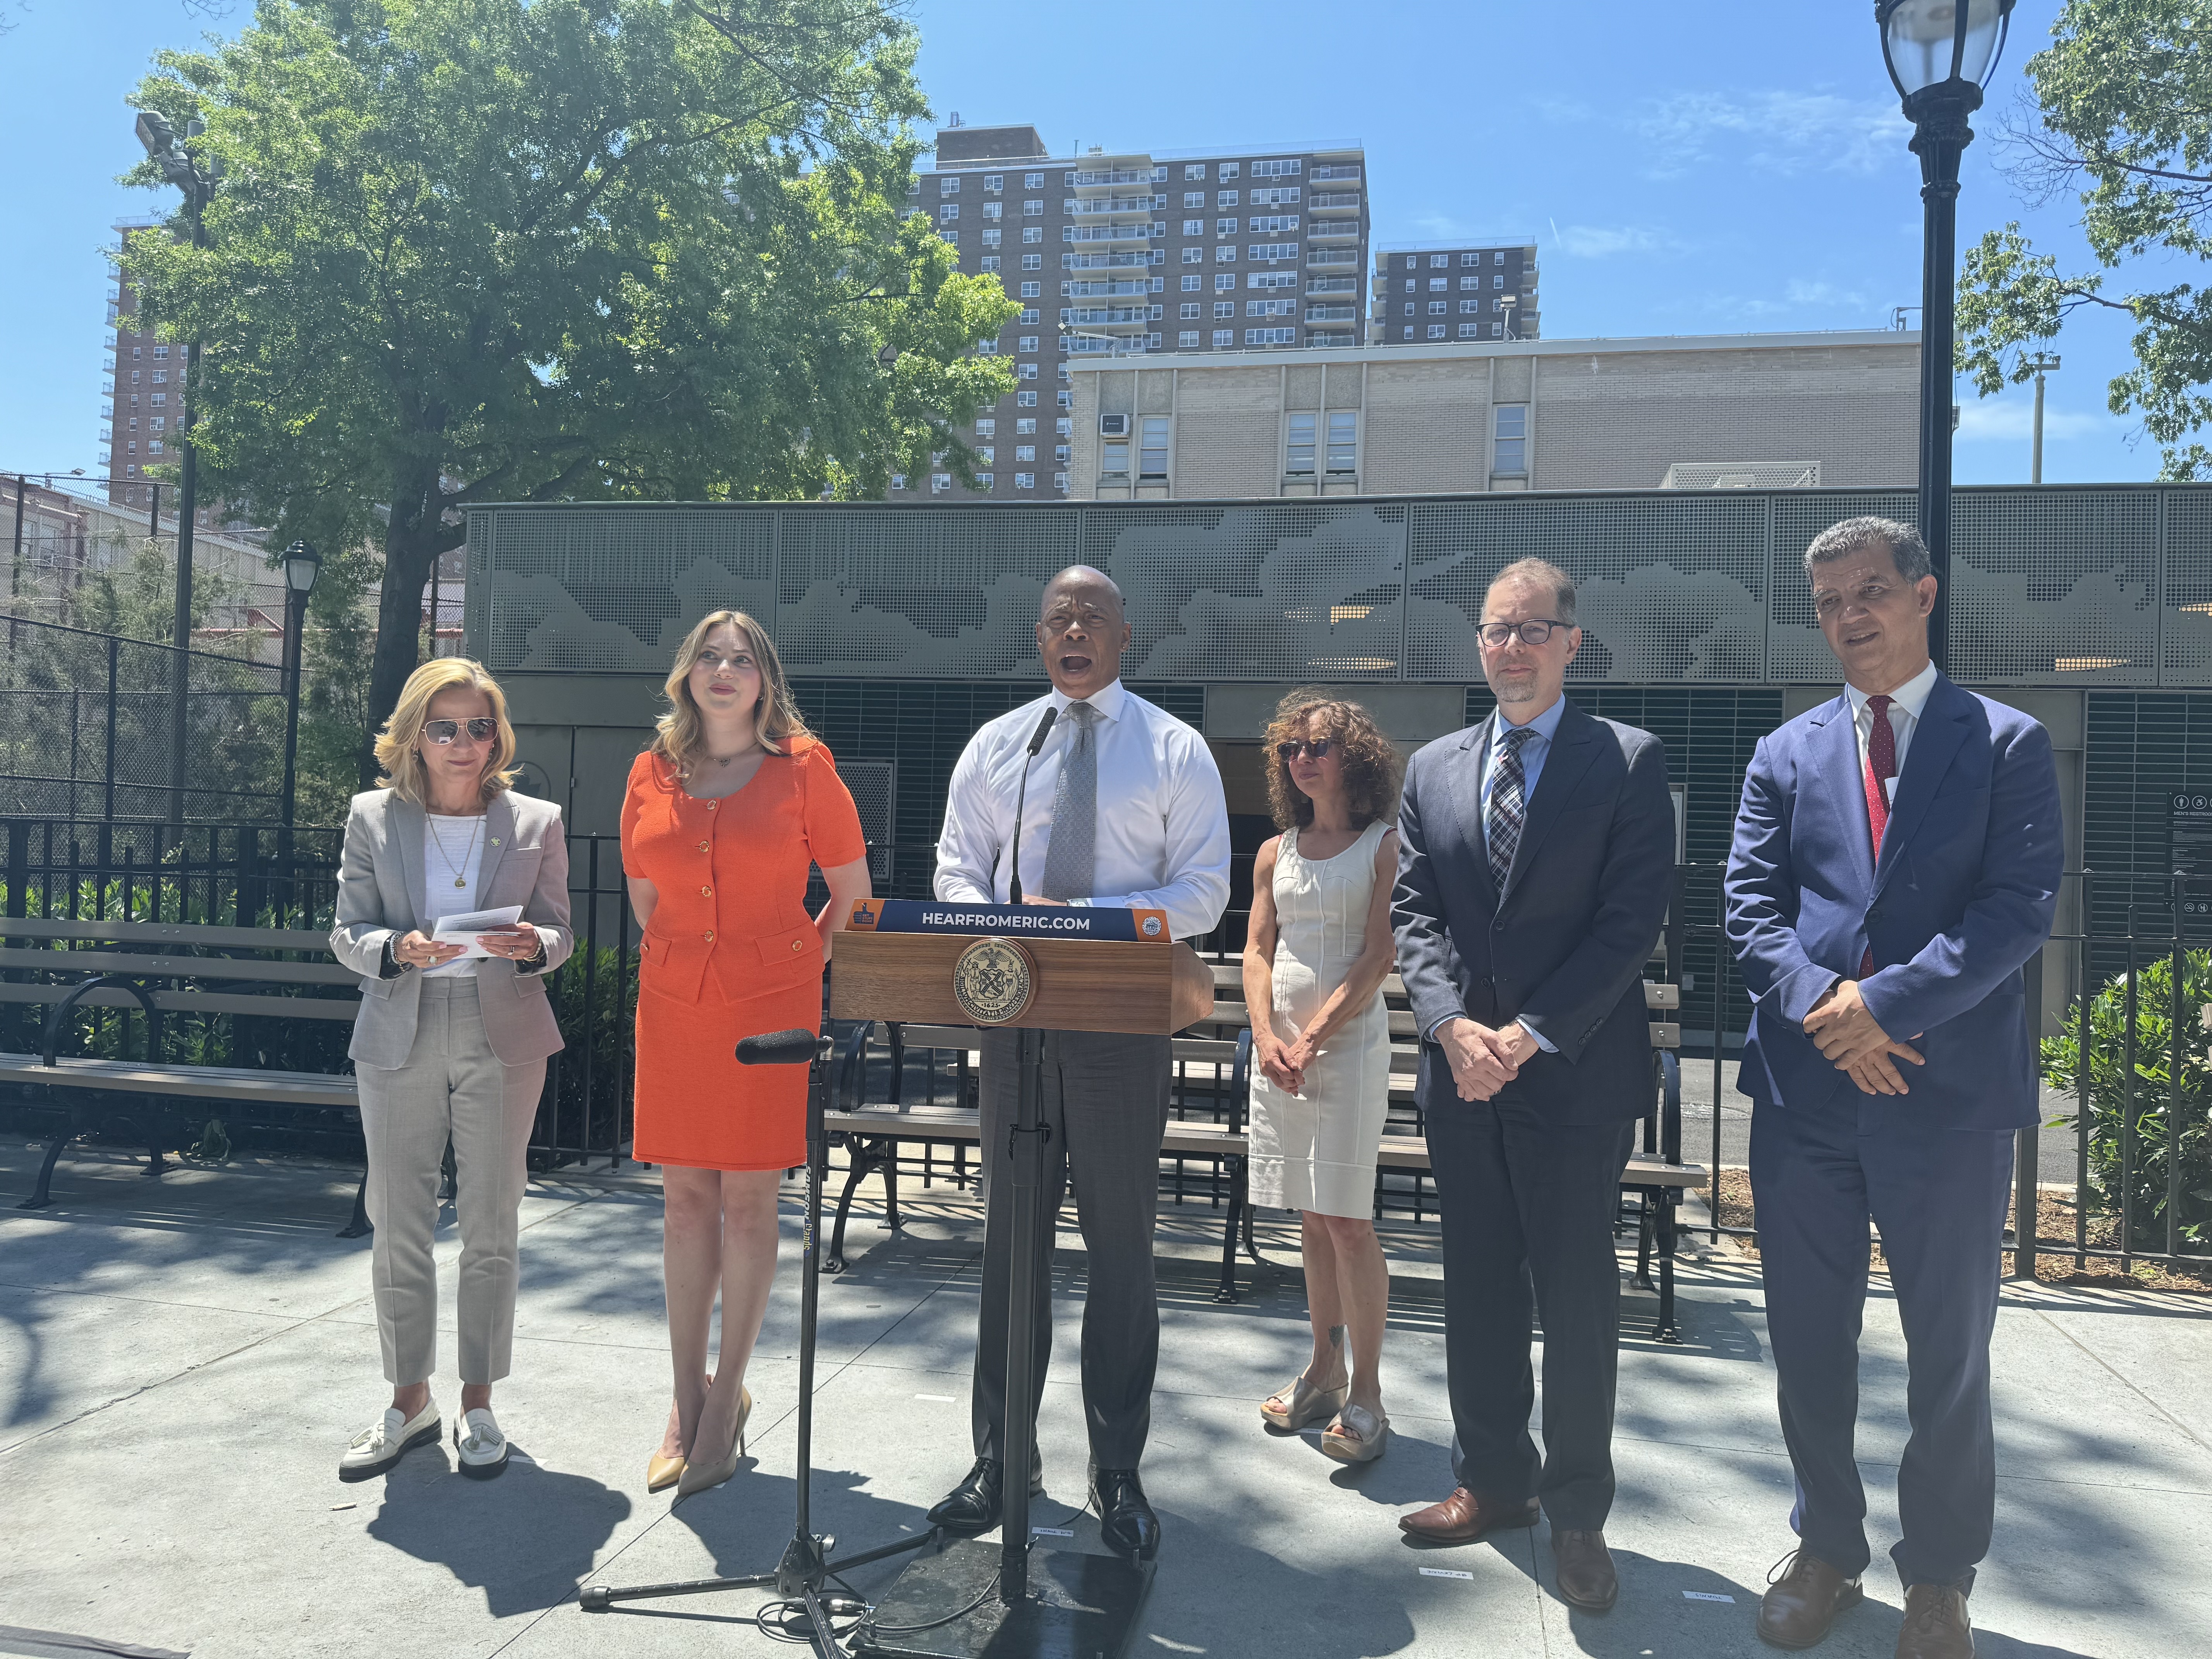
845, 898, 1171, 943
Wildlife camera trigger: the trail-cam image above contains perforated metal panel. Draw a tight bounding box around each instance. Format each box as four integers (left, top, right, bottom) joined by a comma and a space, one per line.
1949, 490, 2160, 685
1767, 492, 1916, 682
1407, 496, 1767, 683
2161, 493, 2212, 685
1081, 503, 1407, 681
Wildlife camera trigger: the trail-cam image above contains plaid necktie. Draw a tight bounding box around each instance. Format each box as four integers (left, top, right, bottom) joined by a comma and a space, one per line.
1487, 723, 1537, 891
1860, 693, 1895, 976
1039, 702, 1099, 901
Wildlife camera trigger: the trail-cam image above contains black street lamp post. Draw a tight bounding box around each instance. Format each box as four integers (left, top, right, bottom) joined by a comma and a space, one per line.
134, 110, 217, 823
279, 540, 321, 829
1877, 0, 2015, 673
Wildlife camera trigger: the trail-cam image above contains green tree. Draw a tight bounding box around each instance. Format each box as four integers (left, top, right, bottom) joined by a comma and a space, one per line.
122, 0, 1015, 779
1956, 0, 2212, 476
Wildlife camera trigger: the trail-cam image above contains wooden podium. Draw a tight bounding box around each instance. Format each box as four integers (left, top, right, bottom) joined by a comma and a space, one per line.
833, 919, 1211, 1659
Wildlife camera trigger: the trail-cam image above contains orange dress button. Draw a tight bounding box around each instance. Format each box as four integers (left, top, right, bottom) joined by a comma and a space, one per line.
704, 930, 714, 942
707, 802, 718, 811
701, 885, 713, 896
698, 841, 710, 853
790, 939, 804, 952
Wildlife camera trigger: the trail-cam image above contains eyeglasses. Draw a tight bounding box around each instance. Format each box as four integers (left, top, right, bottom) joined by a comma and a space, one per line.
1276, 738, 1334, 761
422, 718, 498, 745
1477, 619, 1570, 649
693, 650, 759, 673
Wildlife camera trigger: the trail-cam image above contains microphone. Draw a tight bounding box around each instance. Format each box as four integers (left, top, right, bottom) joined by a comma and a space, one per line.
1006, 704, 1060, 906
737, 1028, 819, 1066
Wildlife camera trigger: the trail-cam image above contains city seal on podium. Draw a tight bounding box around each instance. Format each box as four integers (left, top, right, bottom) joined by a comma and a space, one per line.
951, 936, 1037, 1025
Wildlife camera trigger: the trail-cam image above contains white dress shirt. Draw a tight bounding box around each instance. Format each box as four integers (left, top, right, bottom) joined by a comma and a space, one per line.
1846, 658, 1940, 807
935, 679, 1232, 943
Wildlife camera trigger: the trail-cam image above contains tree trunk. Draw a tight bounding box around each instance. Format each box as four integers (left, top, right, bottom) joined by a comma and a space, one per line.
359, 461, 448, 788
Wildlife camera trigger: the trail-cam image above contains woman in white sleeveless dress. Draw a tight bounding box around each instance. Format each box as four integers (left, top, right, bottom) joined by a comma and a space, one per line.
1243, 693, 1402, 1463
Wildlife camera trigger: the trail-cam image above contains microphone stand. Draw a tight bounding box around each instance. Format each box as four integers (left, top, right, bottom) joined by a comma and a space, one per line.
1006, 704, 1059, 905
580, 1024, 936, 1654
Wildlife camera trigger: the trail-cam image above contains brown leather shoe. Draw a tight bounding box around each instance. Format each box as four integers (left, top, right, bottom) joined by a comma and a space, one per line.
1397, 1487, 1541, 1544
1758, 1549, 1864, 1649
1553, 1528, 1617, 1612
1895, 1583, 1973, 1659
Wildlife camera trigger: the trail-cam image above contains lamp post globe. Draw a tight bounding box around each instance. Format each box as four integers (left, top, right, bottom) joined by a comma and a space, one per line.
1876, 0, 2014, 674
283, 539, 322, 597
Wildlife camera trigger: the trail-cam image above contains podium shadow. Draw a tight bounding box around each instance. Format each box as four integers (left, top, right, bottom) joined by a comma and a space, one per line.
364, 1441, 632, 1618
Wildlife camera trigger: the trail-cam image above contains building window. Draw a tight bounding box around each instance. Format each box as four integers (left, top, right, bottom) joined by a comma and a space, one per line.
983, 201, 1002, 220
1026, 172, 1045, 188
980, 255, 1000, 271
1215, 271, 1236, 291
1140, 417, 1169, 479
1463, 252, 1481, 266
890, 474, 908, 490
1403, 279, 1415, 292
1459, 299, 1479, 313
1430, 253, 1449, 268
1214, 217, 1237, 236
1015, 471, 1035, 489
1244, 326, 1296, 345
1403, 303, 1413, 316
1492, 321, 1504, 338
1181, 247, 1202, 263
1178, 330, 1199, 348
1219, 162, 1240, 179
1022, 253, 1042, 270
984, 174, 1003, 191
1023, 226, 1043, 243
976, 338, 999, 356
1058, 390, 1073, 407
1055, 443, 1070, 460
1020, 282, 1040, 299
1249, 242, 1298, 262
1427, 324, 1446, 339
1185, 163, 1207, 180
1024, 199, 1043, 216
1215, 245, 1237, 263
1429, 301, 1447, 314
1494, 404, 1528, 474
976, 443, 994, 460
1055, 417, 1071, 435
1183, 192, 1205, 208
1181, 274, 1201, 291
1183, 219, 1204, 237
1496, 251, 1508, 264
1286, 412, 1315, 474
151, 392, 166, 406
1402, 326, 1414, 340
1212, 329, 1234, 347
976, 472, 994, 490
1054, 471, 1070, 489
982, 228, 1001, 247
1458, 323, 1479, 339
151, 416, 165, 430
1494, 274, 1505, 289
1018, 335, 1038, 352
1460, 276, 1479, 290
1016, 445, 1036, 462
1018, 362, 1038, 378
1217, 191, 1239, 208
1103, 440, 1129, 474
1214, 301, 1235, 319
939, 204, 958, 221
1327, 411, 1357, 472
1248, 215, 1299, 235
1429, 278, 1446, 292
1018, 390, 1039, 406
153, 343, 168, 357
1180, 302, 1201, 319
940, 177, 959, 194
1249, 271, 1296, 289
1017, 417, 1037, 434
127, 464, 138, 475
1246, 299, 1294, 317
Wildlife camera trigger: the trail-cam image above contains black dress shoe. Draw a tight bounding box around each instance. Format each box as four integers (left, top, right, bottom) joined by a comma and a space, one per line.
1091, 1467, 1161, 1561
926, 1455, 1045, 1535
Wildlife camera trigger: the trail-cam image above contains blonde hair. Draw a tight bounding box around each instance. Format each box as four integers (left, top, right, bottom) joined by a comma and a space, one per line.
373, 658, 519, 805
651, 610, 812, 773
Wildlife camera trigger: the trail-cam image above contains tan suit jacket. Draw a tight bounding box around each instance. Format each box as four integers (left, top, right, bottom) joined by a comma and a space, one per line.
330, 788, 574, 1069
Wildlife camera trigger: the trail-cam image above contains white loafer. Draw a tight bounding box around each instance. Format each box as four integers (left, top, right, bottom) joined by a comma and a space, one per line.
455, 1407, 510, 1480
340, 1401, 440, 1482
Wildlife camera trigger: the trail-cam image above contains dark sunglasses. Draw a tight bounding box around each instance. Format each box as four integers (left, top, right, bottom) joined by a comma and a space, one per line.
423, 718, 498, 745
1276, 738, 1334, 761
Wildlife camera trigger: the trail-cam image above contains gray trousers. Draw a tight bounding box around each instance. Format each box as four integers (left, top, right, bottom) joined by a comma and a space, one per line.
970, 1029, 1170, 1470
356, 979, 546, 1385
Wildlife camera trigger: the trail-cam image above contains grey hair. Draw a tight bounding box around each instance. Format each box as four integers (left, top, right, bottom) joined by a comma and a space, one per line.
1486, 557, 1577, 626
1803, 516, 1933, 585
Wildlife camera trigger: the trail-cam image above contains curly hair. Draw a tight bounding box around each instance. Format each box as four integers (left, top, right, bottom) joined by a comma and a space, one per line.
1262, 690, 1401, 832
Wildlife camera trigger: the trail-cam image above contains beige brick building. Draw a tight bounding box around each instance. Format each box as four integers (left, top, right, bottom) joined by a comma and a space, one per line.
1067, 330, 1919, 500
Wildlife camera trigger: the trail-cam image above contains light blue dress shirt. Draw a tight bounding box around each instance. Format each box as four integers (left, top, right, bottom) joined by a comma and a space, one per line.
1432, 695, 1570, 1050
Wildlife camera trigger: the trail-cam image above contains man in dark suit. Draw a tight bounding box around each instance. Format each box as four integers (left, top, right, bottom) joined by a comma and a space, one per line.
1726, 517, 2061, 1659
1392, 557, 1675, 1613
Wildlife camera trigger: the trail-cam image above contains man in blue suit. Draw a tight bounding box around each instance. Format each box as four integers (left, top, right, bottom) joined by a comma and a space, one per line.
1725, 517, 2061, 1659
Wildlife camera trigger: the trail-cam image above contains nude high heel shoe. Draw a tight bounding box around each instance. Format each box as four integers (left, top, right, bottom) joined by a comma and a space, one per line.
647, 1375, 713, 1492
675, 1386, 753, 1500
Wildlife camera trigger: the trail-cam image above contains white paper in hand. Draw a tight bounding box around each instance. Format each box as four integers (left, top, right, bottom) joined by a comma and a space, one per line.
430, 905, 524, 959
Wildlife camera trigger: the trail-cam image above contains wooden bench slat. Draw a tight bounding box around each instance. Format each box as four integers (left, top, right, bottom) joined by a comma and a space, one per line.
0, 948, 359, 985
0, 917, 333, 951
0, 983, 360, 1022
0, 1052, 358, 1104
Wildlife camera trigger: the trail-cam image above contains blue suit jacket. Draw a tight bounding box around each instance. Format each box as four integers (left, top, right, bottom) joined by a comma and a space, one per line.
1724, 673, 2062, 1130
1394, 700, 1676, 1125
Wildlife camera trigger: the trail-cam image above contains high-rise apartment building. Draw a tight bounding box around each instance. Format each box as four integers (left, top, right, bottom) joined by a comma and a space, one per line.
895, 122, 1368, 502
1368, 241, 1540, 346
105, 217, 176, 514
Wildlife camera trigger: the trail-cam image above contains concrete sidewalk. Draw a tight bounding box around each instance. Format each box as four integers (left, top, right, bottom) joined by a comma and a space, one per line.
1, 1143, 2203, 1659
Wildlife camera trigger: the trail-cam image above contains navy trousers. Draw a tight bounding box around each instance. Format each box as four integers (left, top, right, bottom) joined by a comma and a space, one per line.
1750, 1099, 2013, 1590
1425, 1081, 1637, 1529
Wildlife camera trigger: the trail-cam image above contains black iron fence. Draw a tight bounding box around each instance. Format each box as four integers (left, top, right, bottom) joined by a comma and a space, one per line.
0, 615, 290, 820
4, 812, 2207, 1277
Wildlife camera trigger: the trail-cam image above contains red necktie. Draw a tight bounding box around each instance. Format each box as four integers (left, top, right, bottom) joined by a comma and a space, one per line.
1859, 693, 1894, 977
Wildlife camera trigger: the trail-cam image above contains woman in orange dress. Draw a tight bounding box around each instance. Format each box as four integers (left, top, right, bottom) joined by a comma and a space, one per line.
621, 609, 871, 1499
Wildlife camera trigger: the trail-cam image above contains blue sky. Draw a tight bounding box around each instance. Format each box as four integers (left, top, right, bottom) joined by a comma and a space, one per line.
0, 0, 2166, 488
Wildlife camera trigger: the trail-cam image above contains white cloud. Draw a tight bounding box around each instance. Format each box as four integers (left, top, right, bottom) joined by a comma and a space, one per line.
1549, 222, 1683, 259
1630, 90, 1912, 180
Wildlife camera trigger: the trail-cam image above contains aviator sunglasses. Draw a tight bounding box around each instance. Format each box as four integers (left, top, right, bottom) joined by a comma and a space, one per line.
1276, 738, 1334, 762
422, 718, 498, 745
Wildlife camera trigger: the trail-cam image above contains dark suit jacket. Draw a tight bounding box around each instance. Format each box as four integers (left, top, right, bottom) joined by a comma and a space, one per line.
1392, 700, 1676, 1125
1723, 673, 2062, 1130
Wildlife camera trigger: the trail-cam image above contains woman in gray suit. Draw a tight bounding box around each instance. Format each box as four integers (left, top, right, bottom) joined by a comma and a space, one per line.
330, 658, 574, 1483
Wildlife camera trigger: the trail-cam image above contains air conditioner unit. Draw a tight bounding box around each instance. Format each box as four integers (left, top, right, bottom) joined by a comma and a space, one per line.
1098, 414, 1130, 437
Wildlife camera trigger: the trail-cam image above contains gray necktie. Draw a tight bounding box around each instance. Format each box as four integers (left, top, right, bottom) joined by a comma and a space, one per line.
1038, 702, 1099, 901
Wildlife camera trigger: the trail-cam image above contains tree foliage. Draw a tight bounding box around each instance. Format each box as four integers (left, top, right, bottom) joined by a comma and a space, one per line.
123, 0, 1015, 776
1957, 0, 2212, 477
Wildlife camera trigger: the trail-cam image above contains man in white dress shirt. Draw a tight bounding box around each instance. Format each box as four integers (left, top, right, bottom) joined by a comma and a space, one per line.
929, 565, 1231, 1561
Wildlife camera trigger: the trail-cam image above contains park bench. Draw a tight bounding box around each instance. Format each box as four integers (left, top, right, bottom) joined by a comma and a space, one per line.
0, 917, 372, 1233
820, 960, 1706, 1337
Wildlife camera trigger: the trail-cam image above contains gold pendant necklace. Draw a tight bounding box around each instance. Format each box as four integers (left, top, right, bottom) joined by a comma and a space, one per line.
429, 814, 482, 889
